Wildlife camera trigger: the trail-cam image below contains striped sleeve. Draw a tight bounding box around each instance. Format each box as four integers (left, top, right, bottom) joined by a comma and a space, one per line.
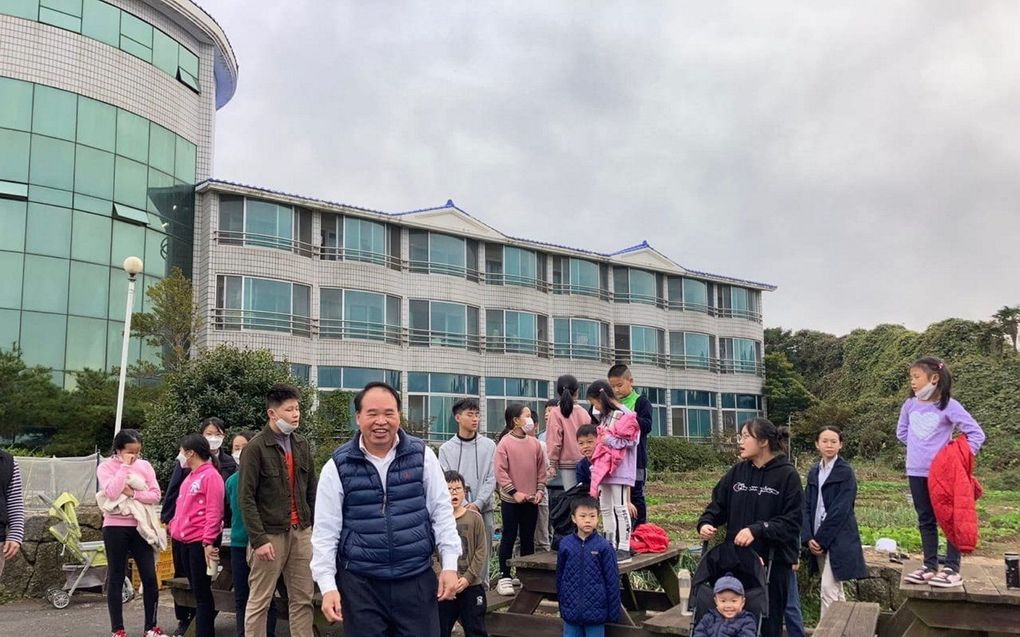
5, 462, 25, 544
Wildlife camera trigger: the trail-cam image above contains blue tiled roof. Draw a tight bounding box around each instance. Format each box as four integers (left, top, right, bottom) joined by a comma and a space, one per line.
197, 178, 776, 290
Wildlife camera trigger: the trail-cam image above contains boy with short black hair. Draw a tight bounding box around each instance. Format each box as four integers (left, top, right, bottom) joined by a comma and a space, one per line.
574, 424, 598, 488
556, 496, 620, 636
607, 364, 652, 526
692, 574, 757, 637
436, 471, 489, 637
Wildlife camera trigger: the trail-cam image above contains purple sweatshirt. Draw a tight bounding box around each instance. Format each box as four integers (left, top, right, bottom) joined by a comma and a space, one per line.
896, 397, 985, 477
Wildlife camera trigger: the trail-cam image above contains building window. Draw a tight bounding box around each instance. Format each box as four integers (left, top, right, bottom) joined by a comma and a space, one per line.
719, 338, 762, 375
408, 230, 479, 280
721, 393, 763, 433
635, 386, 668, 436
485, 310, 547, 356
319, 288, 401, 344
667, 277, 712, 313
407, 372, 479, 441
552, 256, 606, 299
668, 331, 716, 371
614, 324, 666, 367
408, 300, 480, 350
287, 362, 310, 384
717, 285, 761, 322
613, 267, 661, 306
318, 366, 400, 391
485, 244, 546, 290
319, 214, 398, 268
214, 275, 311, 336
217, 196, 312, 255
670, 389, 717, 439
553, 317, 610, 361
486, 377, 550, 433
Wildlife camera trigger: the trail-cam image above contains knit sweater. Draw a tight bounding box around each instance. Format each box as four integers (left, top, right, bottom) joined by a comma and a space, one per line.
546, 405, 592, 470
96, 455, 162, 528
495, 432, 547, 503
438, 434, 497, 513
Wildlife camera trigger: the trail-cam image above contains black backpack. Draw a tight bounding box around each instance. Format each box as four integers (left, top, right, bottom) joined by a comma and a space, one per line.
549, 482, 590, 550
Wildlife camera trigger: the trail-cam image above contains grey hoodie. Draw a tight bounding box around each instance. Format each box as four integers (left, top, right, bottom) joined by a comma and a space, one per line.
438, 434, 496, 513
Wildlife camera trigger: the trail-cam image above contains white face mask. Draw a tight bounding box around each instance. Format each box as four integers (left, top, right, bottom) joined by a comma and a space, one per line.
915, 382, 937, 401
276, 418, 297, 435
522, 418, 535, 434
232, 452, 241, 464
206, 435, 224, 451
591, 408, 601, 417
176, 452, 188, 468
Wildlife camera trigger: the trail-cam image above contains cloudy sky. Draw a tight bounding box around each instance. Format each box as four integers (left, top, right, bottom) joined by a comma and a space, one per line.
207, 1, 1020, 336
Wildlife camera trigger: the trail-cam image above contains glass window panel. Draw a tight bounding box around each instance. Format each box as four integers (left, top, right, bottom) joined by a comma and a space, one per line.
20, 311, 66, 369
105, 320, 140, 372
408, 299, 429, 331
630, 269, 656, 302
408, 229, 428, 265
246, 199, 292, 248
0, 130, 30, 183
689, 409, 713, 438
107, 267, 143, 319
0, 199, 27, 252
116, 109, 149, 162
144, 228, 166, 277
1, 0, 39, 20
0, 252, 23, 309
151, 29, 178, 75
113, 203, 149, 225
145, 168, 174, 214
569, 258, 599, 292
292, 283, 309, 317
685, 333, 711, 366
244, 278, 291, 332
67, 261, 108, 317
688, 390, 713, 407
722, 393, 736, 409
73, 145, 114, 199
429, 233, 465, 271
485, 309, 503, 337
41, 0, 81, 16
343, 217, 386, 262
114, 156, 147, 208
39, 0, 80, 30
178, 47, 199, 76
341, 367, 388, 390
386, 295, 400, 327
28, 184, 71, 208
344, 290, 385, 338
80, 0, 119, 46
65, 315, 106, 371
667, 277, 683, 304
408, 372, 428, 392
731, 287, 749, 313
30, 135, 75, 190
75, 96, 116, 152
25, 202, 70, 257
70, 210, 110, 263
218, 195, 243, 238
22, 254, 68, 313
0, 77, 34, 131
147, 123, 175, 175
174, 136, 196, 182
553, 318, 568, 346
110, 218, 144, 266
504, 246, 536, 284
119, 12, 152, 61
32, 85, 77, 141
317, 366, 341, 388
683, 278, 709, 309
431, 301, 465, 338
319, 288, 342, 320
486, 377, 504, 397
0, 308, 19, 348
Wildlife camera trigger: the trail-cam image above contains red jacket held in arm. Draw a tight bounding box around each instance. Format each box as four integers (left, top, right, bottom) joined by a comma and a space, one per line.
927, 434, 983, 553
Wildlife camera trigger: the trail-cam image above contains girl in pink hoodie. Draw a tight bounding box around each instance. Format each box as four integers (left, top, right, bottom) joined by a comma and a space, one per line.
169, 434, 225, 637
97, 429, 164, 637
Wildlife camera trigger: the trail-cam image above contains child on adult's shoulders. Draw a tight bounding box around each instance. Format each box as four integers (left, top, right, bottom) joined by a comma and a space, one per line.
692, 574, 757, 637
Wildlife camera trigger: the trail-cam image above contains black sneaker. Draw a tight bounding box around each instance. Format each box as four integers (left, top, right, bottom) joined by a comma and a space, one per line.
615, 549, 633, 564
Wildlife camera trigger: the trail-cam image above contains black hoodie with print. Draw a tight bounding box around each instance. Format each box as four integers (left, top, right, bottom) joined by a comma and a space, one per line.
697, 456, 803, 565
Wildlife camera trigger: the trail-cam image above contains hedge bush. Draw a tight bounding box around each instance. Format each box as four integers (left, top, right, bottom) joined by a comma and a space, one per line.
646, 436, 733, 473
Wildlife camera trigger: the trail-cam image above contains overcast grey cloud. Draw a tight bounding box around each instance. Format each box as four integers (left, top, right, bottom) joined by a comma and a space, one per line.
207, 1, 1020, 335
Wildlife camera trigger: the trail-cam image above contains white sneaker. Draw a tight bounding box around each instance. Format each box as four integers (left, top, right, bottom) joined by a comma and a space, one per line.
145, 628, 168, 637
496, 577, 515, 596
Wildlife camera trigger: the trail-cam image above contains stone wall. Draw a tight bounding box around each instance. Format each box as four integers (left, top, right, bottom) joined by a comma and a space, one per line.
1, 507, 105, 598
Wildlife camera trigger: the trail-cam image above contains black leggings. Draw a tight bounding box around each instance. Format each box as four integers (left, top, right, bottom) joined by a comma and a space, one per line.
762, 561, 791, 637
103, 526, 159, 632
181, 541, 216, 637
499, 501, 538, 578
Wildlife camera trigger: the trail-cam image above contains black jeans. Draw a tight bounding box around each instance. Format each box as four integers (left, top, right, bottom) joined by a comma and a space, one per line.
632, 469, 647, 526
231, 546, 279, 637
438, 584, 488, 637
909, 476, 961, 571
171, 538, 196, 630
181, 542, 215, 637
337, 567, 440, 637
762, 561, 791, 637
104, 526, 159, 632
499, 501, 538, 578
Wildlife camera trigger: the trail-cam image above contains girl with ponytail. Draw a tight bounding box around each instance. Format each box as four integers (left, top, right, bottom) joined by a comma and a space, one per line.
544, 374, 592, 491
696, 417, 802, 637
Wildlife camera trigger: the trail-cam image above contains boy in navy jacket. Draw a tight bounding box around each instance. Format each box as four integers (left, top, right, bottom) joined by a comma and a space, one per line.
556, 496, 620, 636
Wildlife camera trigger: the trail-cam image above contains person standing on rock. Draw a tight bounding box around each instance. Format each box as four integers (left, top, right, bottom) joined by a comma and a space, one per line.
0, 448, 24, 578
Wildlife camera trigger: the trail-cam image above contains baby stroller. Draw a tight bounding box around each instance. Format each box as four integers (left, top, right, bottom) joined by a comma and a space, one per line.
689, 541, 772, 635
39, 492, 134, 609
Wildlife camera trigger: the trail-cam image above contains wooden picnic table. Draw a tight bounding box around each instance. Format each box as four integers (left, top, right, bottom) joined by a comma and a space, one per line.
882, 560, 1020, 637
487, 542, 689, 637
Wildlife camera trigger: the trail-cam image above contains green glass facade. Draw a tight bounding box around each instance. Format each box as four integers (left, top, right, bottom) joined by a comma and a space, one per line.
0, 76, 196, 386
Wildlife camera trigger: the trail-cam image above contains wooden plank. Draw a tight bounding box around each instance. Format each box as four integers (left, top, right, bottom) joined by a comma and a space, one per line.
961, 561, 1005, 604
979, 562, 1020, 605
897, 560, 966, 601
509, 543, 686, 574
507, 589, 546, 615
649, 559, 681, 606
811, 600, 852, 637
517, 568, 560, 595
631, 590, 675, 613
487, 612, 654, 637
845, 602, 880, 637
642, 605, 692, 635
881, 600, 920, 637
907, 598, 1020, 634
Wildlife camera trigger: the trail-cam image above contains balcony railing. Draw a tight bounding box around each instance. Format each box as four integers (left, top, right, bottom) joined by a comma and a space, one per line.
668, 355, 721, 372
614, 292, 666, 308
319, 245, 403, 269
408, 260, 482, 282
211, 308, 312, 337
666, 300, 762, 323
485, 273, 551, 292
551, 282, 611, 301
215, 230, 315, 257
613, 348, 668, 368
408, 328, 483, 351
719, 359, 764, 376
551, 343, 614, 363
716, 307, 763, 323
484, 335, 550, 358
318, 319, 403, 345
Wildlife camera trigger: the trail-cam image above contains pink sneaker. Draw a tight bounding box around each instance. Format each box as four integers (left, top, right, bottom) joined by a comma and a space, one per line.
903, 566, 936, 584
929, 568, 963, 588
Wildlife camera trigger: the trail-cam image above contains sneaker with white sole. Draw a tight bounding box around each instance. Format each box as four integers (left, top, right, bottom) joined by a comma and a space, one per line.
496, 577, 515, 596
903, 566, 936, 584
112, 630, 128, 637
929, 567, 963, 588
145, 628, 168, 637
615, 549, 633, 564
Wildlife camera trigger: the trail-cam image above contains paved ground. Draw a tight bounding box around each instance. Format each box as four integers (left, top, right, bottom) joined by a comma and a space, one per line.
0, 592, 289, 636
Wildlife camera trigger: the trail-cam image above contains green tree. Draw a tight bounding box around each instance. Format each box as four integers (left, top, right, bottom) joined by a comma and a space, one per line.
763, 351, 816, 428
992, 305, 1020, 352
0, 347, 67, 444
131, 267, 203, 372
765, 328, 843, 396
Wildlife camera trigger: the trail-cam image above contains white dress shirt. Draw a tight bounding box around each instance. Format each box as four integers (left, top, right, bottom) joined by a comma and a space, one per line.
311, 433, 461, 594
814, 455, 837, 534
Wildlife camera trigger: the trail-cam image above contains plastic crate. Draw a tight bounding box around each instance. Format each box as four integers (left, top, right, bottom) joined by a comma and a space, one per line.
130, 542, 175, 591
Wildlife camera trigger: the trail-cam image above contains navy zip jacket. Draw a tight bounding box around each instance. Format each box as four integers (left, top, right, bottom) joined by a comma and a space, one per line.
556, 532, 620, 626
802, 457, 867, 581
692, 609, 757, 637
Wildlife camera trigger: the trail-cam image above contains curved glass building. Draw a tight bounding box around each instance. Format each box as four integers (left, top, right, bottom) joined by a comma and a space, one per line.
0, 0, 237, 386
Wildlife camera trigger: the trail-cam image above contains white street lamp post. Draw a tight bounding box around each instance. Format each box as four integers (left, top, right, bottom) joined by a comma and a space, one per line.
114, 256, 144, 437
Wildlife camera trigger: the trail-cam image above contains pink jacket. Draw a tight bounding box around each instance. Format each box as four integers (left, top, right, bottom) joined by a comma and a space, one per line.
169, 461, 224, 545
589, 409, 640, 497
96, 455, 161, 528
546, 405, 592, 469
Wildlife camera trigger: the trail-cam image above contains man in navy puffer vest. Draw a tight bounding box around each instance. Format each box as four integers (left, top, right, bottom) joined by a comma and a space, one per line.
311, 382, 461, 636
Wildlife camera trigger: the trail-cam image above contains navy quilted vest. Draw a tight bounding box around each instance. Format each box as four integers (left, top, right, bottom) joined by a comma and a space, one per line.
333, 430, 434, 579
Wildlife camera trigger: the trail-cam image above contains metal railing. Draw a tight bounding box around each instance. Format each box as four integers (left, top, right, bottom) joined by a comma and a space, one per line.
551, 343, 615, 363
484, 335, 551, 357
484, 273, 551, 292
550, 282, 611, 301
614, 292, 666, 308
211, 308, 312, 337
613, 348, 669, 368
214, 230, 316, 257
318, 319, 403, 345
719, 359, 764, 376
407, 260, 483, 282
666, 300, 762, 323
408, 328, 483, 351
318, 245, 403, 269
668, 355, 720, 372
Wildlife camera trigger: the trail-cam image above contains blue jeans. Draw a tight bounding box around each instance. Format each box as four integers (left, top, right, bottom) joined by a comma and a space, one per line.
784, 568, 805, 637
563, 624, 605, 637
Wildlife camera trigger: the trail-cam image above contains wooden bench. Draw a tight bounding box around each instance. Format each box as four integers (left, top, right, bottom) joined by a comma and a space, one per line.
642, 604, 693, 635
812, 601, 880, 637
